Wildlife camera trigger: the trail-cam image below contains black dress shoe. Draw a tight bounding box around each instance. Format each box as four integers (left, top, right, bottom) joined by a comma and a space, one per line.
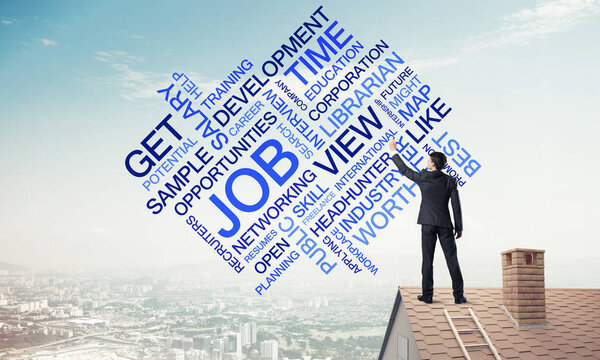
418, 295, 433, 304
454, 295, 467, 304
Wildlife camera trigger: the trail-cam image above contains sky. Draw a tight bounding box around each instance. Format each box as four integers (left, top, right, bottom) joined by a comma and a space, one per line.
1, 0, 599, 290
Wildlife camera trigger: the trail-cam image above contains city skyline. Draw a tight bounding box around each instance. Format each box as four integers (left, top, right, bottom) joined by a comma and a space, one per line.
0, 266, 391, 359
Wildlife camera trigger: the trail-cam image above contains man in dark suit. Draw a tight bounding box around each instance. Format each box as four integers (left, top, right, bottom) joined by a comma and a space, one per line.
389, 137, 466, 304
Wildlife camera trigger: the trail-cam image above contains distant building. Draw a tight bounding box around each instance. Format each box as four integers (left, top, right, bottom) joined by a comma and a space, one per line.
225, 332, 241, 355
13, 299, 49, 313
240, 323, 251, 346
69, 307, 83, 317
213, 338, 225, 360
212, 348, 222, 360
169, 337, 192, 350
167, 349, 184, 360
193, 335, 211, 351
184, 338, 193, 351
67, 318, 108, 327
240, 322, 257, 346
260, 339, 278, 360
185, 348, 200, 360
46, 328, 73, 338
278, 298, 292, 309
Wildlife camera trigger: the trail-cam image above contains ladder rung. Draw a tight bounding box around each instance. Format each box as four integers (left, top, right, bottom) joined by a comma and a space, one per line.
457, 328, 480, 333
444, 307, 502, 360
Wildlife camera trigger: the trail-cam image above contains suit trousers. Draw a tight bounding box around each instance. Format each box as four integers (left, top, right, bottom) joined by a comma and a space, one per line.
421, 224, 464, 297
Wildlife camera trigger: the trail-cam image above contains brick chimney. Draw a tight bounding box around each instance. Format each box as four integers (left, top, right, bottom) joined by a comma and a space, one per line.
501, 248, 546, 326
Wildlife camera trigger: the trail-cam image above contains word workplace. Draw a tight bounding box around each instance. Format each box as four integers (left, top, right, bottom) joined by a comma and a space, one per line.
123, 6, 482, 295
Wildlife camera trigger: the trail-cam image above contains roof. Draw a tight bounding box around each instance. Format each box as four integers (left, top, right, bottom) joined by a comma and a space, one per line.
379, 286, 600, 360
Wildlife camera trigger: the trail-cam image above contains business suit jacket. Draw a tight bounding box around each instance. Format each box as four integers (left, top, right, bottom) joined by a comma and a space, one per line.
391, 153, 463, 231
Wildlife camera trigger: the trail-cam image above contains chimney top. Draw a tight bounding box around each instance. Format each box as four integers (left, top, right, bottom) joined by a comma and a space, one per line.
501, 248, 545, 255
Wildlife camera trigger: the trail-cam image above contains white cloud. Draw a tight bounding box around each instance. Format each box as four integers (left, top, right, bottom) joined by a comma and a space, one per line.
87, 50, 220, 101
95, 50, 145, 64
131, 34, 145, 40
1, 16, 18, 26
470, 0, 600, 49
413, 0, 600, 70
40, 38, 58, 47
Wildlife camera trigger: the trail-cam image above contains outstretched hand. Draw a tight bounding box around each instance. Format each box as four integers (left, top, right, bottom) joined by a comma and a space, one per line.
389, 137, 397, 152
454, 231, 462, 239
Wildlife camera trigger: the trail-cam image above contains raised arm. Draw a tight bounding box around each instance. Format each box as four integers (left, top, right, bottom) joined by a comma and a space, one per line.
450, 181, 463, 235
389, 138, 423, 183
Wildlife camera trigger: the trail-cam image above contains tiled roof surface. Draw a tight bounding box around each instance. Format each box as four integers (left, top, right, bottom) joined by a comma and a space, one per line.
400, 287, 600, 360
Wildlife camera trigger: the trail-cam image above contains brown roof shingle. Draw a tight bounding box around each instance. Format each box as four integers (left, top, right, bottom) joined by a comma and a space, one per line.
381, 287, 600, 360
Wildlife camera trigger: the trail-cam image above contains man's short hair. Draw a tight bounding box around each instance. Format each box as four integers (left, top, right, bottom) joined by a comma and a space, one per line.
430, 152, 447, 170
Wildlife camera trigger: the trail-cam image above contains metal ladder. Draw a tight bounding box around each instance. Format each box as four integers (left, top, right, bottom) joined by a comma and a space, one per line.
443, 307, 501, 360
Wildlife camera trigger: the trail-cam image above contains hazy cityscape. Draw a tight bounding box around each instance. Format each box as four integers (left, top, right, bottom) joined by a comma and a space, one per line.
0, 262, 403, 360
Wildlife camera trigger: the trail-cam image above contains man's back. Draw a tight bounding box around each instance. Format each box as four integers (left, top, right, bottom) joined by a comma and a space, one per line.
391, 153, 462, 231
